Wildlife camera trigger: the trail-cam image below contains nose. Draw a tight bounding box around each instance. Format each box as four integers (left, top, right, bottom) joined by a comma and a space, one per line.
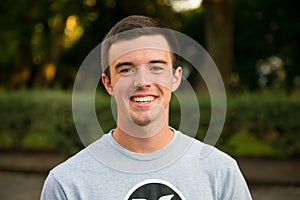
133, 67, 151, 88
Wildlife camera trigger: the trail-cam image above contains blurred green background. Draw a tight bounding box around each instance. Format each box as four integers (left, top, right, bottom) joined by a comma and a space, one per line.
0, 0, 299, 159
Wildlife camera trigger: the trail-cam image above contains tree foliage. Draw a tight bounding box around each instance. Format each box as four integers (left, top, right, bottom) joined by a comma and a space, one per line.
233, 0, 300, 90
0, 0, 299, 91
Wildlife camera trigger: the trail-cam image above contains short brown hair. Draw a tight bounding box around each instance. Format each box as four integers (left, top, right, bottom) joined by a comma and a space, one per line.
101, 15, 179, 78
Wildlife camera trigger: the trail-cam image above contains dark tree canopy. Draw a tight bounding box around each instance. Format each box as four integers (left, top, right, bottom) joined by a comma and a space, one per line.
0, 0, 298, 91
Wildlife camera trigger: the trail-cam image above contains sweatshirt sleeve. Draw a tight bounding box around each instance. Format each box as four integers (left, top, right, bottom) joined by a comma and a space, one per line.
233, 162, 252, 199
219, 160, 253, 200
40, 172, 67, 200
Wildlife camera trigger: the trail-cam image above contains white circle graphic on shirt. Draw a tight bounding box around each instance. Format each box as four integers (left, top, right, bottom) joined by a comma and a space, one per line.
72, 27, 227, 171
124, 179, 186, 200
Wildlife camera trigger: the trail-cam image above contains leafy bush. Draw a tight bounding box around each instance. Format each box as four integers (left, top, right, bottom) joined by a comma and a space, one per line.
0, 90, 82, 154
0, 89, 299, 158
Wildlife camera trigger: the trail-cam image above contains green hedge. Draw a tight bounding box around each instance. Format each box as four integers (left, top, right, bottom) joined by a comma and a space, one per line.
222, 91, 300, 158
0, 90, 299, 158
0, 90, 80, 154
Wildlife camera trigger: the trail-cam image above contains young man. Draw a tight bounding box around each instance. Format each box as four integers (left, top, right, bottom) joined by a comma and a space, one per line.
41, 15, 252, 199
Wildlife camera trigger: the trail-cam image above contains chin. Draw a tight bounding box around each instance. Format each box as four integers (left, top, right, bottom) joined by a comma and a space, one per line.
132, 118, 152, 126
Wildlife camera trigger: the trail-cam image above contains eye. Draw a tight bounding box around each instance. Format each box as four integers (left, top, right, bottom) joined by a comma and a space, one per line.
119, 67, 136, 75
149, 65, 165, 73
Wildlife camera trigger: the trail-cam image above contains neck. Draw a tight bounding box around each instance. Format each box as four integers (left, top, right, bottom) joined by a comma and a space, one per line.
112, 125, 174, 153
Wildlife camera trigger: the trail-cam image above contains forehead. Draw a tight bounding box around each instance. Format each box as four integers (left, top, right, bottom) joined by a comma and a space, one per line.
108, 35, 171, 65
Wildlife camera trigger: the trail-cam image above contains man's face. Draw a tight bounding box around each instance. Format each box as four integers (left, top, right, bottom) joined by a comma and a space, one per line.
102, 35, 182, 134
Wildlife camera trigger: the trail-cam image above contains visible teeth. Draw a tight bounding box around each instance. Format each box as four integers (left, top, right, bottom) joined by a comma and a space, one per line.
132, 96, 154, 103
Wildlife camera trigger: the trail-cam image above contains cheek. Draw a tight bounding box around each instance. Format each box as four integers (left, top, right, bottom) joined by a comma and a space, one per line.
159, 85, 172, 102
151, 77, 173, 90
112, 77, 133, 98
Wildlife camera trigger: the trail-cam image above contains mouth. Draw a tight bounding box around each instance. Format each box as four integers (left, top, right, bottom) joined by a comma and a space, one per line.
130, 95, 157, 104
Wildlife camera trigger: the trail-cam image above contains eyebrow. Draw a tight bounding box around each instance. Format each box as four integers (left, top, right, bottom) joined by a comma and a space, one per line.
149, 60, 168, 65
115, 62, 134, 69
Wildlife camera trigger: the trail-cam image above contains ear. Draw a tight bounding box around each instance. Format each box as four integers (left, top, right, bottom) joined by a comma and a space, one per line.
171, 66, 182, 91
101, 73, 114, 96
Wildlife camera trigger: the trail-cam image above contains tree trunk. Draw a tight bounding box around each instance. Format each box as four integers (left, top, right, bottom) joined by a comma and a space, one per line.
33, 18, 65, 88
9, 42, 32, 88
203, 0, 234, 87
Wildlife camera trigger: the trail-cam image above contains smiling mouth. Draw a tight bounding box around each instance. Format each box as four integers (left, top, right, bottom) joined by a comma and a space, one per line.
131, 96, 156, 103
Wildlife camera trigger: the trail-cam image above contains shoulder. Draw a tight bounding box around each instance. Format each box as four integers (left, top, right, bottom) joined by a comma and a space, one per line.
48, 134, 111, 182
186, 138, 252, 198
41, 134, 114, 199
193, 138, 238, 166
177, 133, 240, 174
175, 131, 236, 164
40, 148, 94, 199
174, 130, 252, 198
48, 148, 94, 181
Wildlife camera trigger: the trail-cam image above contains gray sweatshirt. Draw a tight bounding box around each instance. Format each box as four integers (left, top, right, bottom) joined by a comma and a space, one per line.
40, 129, 252, 200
